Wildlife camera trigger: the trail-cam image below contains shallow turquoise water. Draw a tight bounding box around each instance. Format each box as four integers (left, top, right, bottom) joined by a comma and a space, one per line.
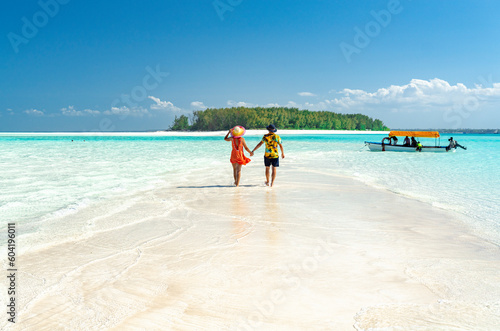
0, 133, 498, 244
289, 134, 500, 243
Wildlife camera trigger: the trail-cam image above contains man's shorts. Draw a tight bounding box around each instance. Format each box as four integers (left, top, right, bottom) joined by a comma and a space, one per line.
264, 156, 279, 167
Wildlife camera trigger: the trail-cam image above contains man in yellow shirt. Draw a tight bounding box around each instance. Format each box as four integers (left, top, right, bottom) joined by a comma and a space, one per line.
251, 124, 285, 187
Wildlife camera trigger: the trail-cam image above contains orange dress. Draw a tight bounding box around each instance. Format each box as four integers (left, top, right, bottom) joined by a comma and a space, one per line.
230, 138, 251, 165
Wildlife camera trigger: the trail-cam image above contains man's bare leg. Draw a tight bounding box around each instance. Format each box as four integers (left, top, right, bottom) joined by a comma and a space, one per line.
265, 166, 270, 186
270, 166, 277, 187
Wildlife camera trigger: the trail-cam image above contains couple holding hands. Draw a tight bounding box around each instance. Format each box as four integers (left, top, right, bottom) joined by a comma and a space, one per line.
224, 124, 285, 187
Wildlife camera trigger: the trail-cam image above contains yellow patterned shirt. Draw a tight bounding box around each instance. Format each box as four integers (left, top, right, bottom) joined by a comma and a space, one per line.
262, 133, 282, 158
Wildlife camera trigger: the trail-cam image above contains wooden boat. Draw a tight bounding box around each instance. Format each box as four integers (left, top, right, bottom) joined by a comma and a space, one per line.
365, 131, 466, 152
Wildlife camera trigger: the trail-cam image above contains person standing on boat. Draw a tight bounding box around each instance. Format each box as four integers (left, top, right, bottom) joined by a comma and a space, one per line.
251, 124, 285, 187
411, 136, 417, 147
391, 136, 398, 145
447, 137, 457, 150
403, 136, 410, 146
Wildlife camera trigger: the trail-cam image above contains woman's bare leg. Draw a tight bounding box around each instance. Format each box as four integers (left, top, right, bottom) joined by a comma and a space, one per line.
235, 164, 242, 187
232, 163, 238, 185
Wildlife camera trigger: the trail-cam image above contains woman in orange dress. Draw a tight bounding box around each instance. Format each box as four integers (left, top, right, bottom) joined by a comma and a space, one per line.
224, 127, 253, 187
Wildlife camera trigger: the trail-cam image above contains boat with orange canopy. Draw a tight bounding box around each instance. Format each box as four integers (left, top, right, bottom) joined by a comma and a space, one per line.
365, 131, 466, 152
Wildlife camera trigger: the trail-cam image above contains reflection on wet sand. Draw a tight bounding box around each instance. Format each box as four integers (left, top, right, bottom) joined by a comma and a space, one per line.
264, 190, 281, 244
231, 190, 251, 242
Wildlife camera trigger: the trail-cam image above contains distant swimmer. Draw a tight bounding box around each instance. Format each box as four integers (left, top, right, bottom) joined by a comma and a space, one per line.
224, 126, 253, 187
251, 124, 285, 187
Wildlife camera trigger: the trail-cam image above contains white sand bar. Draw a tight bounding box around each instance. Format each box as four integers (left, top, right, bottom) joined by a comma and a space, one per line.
11, 164, 500, 330
0, 130, 389, 137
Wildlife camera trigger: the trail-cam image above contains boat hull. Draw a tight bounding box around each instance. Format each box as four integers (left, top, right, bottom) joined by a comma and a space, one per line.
364, 142, 455, 153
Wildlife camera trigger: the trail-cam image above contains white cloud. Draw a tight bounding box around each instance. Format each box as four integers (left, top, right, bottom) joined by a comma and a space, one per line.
227, 100, 256, 108
103, 106, 150, 117
191, 101, 207, 110
148, 96, 181, 111
60, 106, 100, 116
148, 96, 168, 109
285, 101, 300, 108
320, 78, 500, 128
325, 78, 500, 113
298, 92, 317, 97
24, 109, 44, 116
84, 108, 101, 115
225, 100, 313, 110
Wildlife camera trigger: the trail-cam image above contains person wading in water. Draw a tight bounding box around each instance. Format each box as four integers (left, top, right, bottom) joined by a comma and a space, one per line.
224, 126, 253, 187
251, 124, 285, 187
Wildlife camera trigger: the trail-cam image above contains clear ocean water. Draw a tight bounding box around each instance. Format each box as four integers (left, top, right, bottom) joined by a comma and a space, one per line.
1, 133, 499, 246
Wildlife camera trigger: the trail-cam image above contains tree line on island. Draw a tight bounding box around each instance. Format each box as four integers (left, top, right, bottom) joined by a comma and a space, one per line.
169, 107, 389, 131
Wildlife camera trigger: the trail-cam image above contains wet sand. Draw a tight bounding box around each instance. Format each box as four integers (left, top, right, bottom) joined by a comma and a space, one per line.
6, 164, 500, 330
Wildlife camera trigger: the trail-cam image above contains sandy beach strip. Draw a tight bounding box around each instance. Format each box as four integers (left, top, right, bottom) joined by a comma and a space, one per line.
0, 130, 389, 137
8, 163, 500, 330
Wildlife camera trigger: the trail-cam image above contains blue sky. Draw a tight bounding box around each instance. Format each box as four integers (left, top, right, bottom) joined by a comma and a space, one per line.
1, 0, 499, 131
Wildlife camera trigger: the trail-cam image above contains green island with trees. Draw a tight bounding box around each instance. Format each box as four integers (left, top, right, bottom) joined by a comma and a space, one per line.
169, 107, 389, 131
